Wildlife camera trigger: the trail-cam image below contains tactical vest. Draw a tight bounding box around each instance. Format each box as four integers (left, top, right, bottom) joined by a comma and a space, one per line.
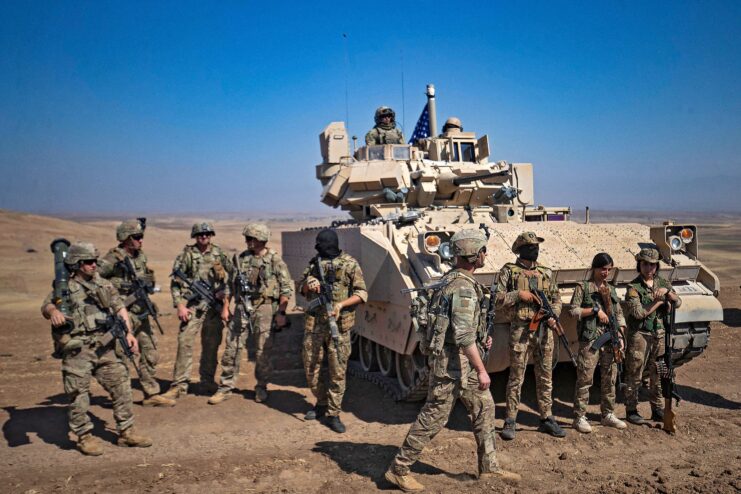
577, 281, 620, 342
304, 253, 358, 332
503, 262, 554, 321
181, 244, 227, 282
234, 249, 282, 301
67, 276, 115, 337
627, 276, 671, 333
103, 247, 153, 314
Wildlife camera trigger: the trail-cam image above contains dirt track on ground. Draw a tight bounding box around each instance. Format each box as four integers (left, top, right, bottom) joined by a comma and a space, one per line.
1, 211, 739, 493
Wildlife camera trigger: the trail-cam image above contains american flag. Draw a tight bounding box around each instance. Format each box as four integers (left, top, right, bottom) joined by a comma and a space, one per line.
408, 103, 430, 143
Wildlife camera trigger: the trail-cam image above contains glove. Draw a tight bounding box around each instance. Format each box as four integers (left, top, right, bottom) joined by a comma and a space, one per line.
306, 276, 320, 292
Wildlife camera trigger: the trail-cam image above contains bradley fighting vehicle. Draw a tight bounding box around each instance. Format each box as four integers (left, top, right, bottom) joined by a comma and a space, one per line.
282, 85, 723, 401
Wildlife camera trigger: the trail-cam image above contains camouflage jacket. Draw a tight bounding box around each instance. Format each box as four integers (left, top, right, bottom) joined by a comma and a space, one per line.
569, 281, 626, 342
624, 275, 680, 333
300, 252, 367, 333
171, 243, 232, 309
493, 260, 562, 324
228, 248, 294, 306
42, 273, 125, 338
365, 126, 404, 145
98, 246, 155, 315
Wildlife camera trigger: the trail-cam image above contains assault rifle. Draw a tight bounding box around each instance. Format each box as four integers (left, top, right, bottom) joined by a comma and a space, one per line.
659, 300, 681, 434
232, 260, 255, 355
306, 257, 340, 351
119, 256, 164, 334
171, 268, 223, 312
99, 314, 141, 377
590, 286, 624, 383
529, 288, 577, 366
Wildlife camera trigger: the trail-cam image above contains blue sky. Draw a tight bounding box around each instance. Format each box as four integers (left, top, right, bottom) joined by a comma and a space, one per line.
1, 1, 739, 214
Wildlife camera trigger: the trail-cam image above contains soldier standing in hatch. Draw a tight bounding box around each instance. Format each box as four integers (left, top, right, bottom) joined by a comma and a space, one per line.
41, 242, 152, 455
440, 116, 463, 137
299, 229, 366, 433
98, 219, 175, 407
365, 106, 405, 145
623, 247, 681, 425
385, 230, 520, 493
161, 222, 231, 400
495, 231, 565, 440
208, 223, 293, 405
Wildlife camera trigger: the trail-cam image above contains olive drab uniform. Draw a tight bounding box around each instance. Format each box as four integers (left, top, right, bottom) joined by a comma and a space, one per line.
300, 253, 367, 417
218, 249, 293, 392
390, 269, 501, 477
98, 247, 161, 398
365, 126, 404, 145
494, 261, 562, 420
623, 276, 679, 412
569, 281, 626, 418
168, 243, 231, 393
41, 274, 135, 437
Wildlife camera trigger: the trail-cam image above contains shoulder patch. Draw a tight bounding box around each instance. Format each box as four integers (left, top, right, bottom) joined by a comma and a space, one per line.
626, 287, 639, 298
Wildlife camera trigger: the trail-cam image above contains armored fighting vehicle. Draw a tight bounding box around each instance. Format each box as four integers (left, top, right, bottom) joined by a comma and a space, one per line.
282, 85, 723, 401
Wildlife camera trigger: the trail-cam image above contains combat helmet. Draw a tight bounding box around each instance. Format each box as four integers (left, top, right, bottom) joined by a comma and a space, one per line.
442, 116, 463, 133
451, 229, 487, 258
243, 223, 270, 242
635, 247, 661, 263
374, 106, 396, 124
191, 222, 215, 238
65, 242, 100, 265
512, 231, 544, 254
116, 219, 144, 242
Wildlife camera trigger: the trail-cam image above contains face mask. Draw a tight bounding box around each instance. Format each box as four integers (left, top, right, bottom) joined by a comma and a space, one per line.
315, 229, 340, 259
519, 244, 539, 262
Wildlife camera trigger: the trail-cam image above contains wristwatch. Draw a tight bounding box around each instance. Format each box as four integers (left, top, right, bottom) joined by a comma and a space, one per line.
592, 306, 600, 316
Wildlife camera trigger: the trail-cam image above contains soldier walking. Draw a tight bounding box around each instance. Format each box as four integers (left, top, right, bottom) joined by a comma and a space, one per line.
98, 219, 175, 407
209, 223, 293, 405
385, 230, 519, 492
570, 252, 627, 433
41, 242, 152, 455
365, 106, 404, 145
623, 247, 681, 425
161, 222, 231, 400
494, 231, 565, 440
299, 229, 366, 433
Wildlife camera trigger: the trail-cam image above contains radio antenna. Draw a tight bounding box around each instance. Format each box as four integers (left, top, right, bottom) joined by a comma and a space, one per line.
401, 48, 406, 133
342, 33, 351, 132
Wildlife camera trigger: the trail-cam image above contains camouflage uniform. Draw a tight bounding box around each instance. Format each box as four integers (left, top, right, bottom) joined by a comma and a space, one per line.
300, 252, 367, 417
569, 281, 626, 418
389, 269, 500, 477
98, 246, 161, 397
365, 106, 404, 145
495, 260, 562, 420
218, 248, 293, 392
623, 275, 679, 412
168, 242, 231, 393
42, 274, 135, 436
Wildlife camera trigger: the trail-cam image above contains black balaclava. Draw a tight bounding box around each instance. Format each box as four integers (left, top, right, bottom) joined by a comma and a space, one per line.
518, 244, 539, 262
315, 229, 341, 259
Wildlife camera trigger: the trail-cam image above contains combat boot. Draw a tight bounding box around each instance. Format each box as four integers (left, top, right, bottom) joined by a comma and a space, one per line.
538, 416, 566, 438
142, 394, 176, 407
480, 469, 522, 482
117, 427, 152, 448
385, 467, 425, 492
573, 416, 592, 434
626, 409, 647, 425
304, 405, 327, 420
77, 432, 104, 456
601, 413, 627, 430
500, 418, 516, 441
160, 386, 182, 400
255, 386, 268, 403
326, 415, 346, 433
650, 407, 664, 422
207, 389, 232, 405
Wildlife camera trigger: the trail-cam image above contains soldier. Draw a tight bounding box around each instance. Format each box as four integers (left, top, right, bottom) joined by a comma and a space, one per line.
41, 242, 152, 455
161, 222, 231, 400
98, 220, 175, 407
208, 223, 293, 405
365, 106, 404, 145
495, 231, 565, 440
569, 252, 627, 433
623, 247, 681, 425
440, 116, 463, 136
299, 229, 366, 433
385, 230, 520, 492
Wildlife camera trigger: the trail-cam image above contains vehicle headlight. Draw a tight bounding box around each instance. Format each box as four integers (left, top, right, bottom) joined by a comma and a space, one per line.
439, 242, 453, 260
679, 227, 694, 244
668, 235, 683, 251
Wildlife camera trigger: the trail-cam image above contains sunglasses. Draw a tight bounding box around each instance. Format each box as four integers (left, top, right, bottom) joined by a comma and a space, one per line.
196, 233, 213, 238
81, 259, 98, 265
131, 234, 144, 241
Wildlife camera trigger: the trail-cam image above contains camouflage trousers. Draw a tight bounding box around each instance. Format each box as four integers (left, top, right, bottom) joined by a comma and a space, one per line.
505, 324, 554, 420
573, 338, 619, 418
170, 307, 224, 392
218, 303, 275, 391
133, 317, 160, 397
302, 325, 351, 417
391, 372, 499, 476
624, 329, 664, 411
62, 341, 134, 437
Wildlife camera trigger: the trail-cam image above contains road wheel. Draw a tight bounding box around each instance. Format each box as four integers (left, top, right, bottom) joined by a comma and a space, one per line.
358, 336, 377, 372
376, 344, 396, 377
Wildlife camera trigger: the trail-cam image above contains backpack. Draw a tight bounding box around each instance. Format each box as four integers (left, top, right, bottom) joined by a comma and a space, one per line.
409, 273, 459, 356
